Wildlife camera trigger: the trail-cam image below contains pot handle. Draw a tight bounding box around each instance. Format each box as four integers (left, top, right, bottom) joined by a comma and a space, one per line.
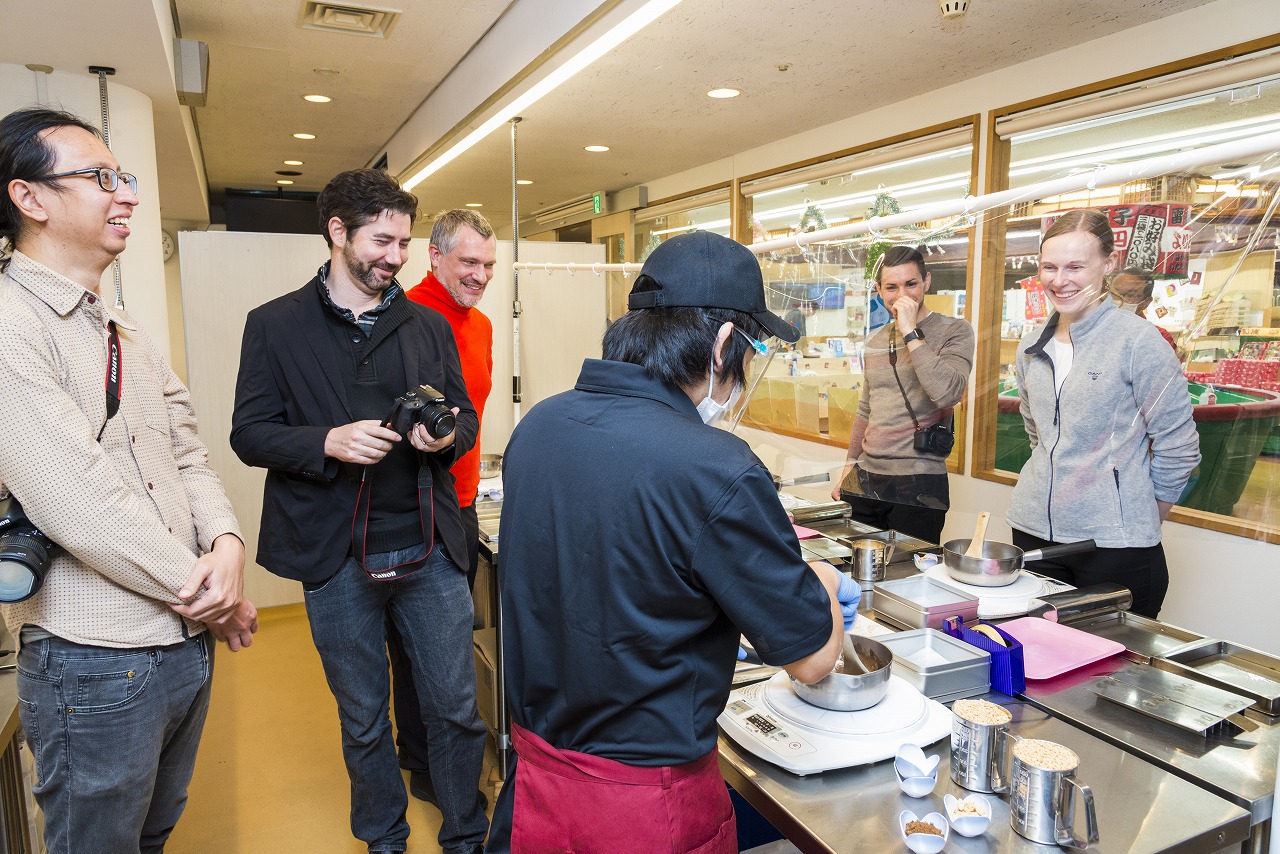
1055, 778, 1099, 848
989, 728, 1018, 795
1021, 539, 1096, 563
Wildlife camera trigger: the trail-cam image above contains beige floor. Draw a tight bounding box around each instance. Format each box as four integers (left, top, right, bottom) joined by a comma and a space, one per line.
166, 603, 495, 853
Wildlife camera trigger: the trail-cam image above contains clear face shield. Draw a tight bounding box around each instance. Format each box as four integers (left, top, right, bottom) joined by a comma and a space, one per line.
726, 331, 780, 432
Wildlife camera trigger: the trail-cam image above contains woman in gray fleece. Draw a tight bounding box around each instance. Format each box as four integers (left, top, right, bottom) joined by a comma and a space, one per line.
1007, 210, 1199, 618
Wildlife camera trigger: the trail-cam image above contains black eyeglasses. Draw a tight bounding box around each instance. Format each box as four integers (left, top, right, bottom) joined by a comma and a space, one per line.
36, 167, 138, 195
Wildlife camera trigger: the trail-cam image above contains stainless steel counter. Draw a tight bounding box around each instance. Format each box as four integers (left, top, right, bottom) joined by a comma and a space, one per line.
1021, 657, 1279, 832
719, 694, 1251, 853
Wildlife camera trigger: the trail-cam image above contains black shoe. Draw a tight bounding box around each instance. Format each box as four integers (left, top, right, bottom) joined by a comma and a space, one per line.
408, 772, 489, 811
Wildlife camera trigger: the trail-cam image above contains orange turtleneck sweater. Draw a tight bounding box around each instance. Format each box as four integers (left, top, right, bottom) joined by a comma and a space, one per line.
406, 272, 494, 506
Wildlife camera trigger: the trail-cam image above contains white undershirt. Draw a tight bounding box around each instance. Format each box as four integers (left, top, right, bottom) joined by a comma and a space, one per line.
1050, 337, 1074, 396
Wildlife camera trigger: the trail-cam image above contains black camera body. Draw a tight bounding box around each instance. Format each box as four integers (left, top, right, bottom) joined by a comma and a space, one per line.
914, 423, 955, 456
385, 384, 455, 440
0, 493, 56, 603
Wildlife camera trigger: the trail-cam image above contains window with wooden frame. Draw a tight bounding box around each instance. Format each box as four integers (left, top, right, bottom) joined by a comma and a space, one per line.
974, 44, 1280, 544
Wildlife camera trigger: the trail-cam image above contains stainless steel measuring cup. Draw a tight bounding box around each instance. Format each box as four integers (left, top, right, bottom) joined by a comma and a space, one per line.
949, 701, 1014, 794
1008, 739, 1099, 848
850, 535, 895, 582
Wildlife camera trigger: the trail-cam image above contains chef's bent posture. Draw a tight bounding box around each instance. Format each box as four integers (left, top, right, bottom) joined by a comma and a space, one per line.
489, 231, 860, 853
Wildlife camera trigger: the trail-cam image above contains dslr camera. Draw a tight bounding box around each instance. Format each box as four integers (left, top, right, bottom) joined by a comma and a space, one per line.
913, 423, 955, 457
385, 384, 455, 440
0, 492, 56, 603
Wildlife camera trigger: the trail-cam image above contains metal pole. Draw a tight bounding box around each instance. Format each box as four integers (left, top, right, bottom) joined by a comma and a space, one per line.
89, 65, 125, 310
510, 117, 523, 424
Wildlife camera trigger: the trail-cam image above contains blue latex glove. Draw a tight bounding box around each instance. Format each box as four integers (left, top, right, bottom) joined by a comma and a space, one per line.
737, 645, 748, 661
836, 573, 861, 631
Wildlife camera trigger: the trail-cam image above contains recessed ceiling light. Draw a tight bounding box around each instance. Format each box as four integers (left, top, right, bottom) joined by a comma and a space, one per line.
276, 170, 302, 176
584, 145, 610, 152
516, 179, 533, 185
313, 68, 340, 76
283, 160, 304, 166
276, 179, 295, 185
303, 94, 332, 103
466, 203, 483, 207
293, 133, 316, 140
707, 88, 741, 99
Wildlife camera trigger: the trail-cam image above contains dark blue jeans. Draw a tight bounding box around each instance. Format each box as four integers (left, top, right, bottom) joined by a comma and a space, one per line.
304, 544, 488, 853
17, 631, 213, 854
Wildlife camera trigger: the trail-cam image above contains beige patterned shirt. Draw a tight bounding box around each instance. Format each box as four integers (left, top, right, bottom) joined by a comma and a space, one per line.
0, 251, 240, 648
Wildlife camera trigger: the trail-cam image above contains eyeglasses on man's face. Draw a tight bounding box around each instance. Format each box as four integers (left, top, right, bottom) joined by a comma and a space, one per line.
35, 167, 138, 195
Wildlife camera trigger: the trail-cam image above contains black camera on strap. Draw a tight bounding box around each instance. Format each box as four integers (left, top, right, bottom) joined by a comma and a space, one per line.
384, 384, 454, 440
0, 492, 55, 603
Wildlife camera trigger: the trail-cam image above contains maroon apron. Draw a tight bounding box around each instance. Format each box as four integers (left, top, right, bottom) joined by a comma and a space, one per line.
509, 722, 737, 854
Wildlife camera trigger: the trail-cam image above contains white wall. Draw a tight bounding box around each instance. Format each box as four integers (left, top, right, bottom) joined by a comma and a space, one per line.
0, 64, 171, 358
178, 231, 603, 608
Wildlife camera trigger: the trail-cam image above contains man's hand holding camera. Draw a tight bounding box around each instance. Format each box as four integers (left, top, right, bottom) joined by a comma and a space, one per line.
325, 420, 403, 465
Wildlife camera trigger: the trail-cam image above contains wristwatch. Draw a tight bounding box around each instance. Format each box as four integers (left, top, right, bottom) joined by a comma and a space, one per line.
902, 328, 925, 344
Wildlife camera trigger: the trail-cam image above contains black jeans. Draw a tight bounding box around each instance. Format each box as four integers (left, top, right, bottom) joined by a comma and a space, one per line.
1011, 529, 1169, 619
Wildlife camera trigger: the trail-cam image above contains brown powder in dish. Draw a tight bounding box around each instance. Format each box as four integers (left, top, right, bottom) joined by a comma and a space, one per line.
905, 820, 943, 837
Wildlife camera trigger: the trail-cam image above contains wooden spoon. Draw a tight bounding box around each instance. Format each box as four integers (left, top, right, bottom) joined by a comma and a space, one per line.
964, 512, 991, 558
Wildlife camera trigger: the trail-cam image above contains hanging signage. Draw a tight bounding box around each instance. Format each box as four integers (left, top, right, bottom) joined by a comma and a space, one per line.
1042, 204, 1192, 275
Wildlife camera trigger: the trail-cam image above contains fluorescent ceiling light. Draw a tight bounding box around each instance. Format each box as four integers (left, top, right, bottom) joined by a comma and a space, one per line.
584, 145, 610, 152
707, 88, 740, 99
403, 0, 683, 190
303, 94, 332, 103
283, 159, 304, 165
293, 133, 316, 140
651, 218, 732, 235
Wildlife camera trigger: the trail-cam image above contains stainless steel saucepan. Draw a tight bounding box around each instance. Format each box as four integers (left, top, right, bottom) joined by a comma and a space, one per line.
941, 538, 1095, 588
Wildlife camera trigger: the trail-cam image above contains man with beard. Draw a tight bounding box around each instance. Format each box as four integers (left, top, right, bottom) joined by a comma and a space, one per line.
391, 209, 496, 809
231, 169, 489, 854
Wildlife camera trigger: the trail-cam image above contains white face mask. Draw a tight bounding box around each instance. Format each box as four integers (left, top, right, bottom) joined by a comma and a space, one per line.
696, 344, 743, 426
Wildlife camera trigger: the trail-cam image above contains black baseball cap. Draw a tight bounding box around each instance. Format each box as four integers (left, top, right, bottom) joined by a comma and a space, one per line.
628, 231, 799, 343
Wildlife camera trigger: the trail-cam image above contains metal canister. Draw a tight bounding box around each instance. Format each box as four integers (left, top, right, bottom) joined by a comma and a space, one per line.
950, 706, 1013, 793
850, 537, 893, 582
1008, 739, 1099, 848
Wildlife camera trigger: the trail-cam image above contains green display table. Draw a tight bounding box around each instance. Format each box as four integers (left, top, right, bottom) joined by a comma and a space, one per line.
995, 381, 1280, 516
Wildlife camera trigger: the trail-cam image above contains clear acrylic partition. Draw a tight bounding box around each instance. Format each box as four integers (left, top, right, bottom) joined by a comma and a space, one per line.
988, 76, 1280, 534
734, 136, 975, 508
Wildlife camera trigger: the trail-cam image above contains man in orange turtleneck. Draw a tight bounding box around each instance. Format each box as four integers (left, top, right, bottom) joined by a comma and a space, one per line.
392, 209, 496, 809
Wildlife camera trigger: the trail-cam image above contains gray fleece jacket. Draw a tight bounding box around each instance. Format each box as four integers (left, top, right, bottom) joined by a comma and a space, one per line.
1007, 299, 1199, 548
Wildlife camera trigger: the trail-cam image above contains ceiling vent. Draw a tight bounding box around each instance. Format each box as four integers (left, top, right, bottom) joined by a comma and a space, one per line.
297, 2, 402, 39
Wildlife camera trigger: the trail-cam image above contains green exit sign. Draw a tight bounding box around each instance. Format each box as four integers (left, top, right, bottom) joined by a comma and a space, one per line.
592, 192, 603, 215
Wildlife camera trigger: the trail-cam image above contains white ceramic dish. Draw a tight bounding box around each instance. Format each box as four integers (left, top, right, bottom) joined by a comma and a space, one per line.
893, 744, 940, 797
943, 792, 993, 837
899, 810, 949, 854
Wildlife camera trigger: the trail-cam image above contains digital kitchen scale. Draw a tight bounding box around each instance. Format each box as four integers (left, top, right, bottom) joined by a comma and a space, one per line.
718, 671, 951, 775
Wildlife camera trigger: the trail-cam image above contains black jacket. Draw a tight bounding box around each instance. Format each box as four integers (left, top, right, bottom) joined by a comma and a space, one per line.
230, 277, 477, 583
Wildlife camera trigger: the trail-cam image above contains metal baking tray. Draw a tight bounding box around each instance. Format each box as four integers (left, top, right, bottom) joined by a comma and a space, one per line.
1154, 641, 1280, 715
1065, 611, 1206, 664
798, 536, 852, 564
808, 522, 942, 563
872, 575, 979, 630
1091, 666, 1254, 736
879, 628, 990, 701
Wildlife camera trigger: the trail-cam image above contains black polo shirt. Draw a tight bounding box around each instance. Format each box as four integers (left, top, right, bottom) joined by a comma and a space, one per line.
498, 358, 832, 766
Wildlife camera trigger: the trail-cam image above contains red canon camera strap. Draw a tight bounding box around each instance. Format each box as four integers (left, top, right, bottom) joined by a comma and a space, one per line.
351, 464, 434, 581
97, 321, 123, 441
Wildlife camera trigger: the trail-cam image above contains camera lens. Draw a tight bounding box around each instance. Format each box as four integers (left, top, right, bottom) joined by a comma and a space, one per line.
421, 407, 455, 439
0, 531, 51, 602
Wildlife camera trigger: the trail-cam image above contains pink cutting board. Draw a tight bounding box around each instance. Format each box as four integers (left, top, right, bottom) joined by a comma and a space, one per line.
997, 618, 1126, 680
